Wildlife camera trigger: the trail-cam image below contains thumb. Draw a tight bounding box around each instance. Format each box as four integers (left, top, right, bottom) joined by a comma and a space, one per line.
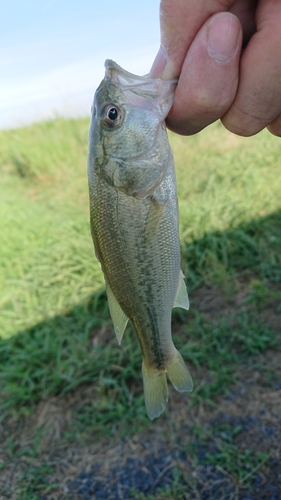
166, 12, 242, 135
150, 0, 236, 79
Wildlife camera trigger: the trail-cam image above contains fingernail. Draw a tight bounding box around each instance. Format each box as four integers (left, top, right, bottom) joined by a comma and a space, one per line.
207, 13, 240, 62
150, 46, 178, 80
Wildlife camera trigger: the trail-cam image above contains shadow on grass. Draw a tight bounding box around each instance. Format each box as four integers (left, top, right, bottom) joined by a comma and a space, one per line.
183, 208, 281, 290
0, 288, 145, 422
0, 209, 280, 420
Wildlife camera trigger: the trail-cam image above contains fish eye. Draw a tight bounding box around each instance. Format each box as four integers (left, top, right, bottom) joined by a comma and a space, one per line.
102, 104, 123, 127
108, 107, 118, 120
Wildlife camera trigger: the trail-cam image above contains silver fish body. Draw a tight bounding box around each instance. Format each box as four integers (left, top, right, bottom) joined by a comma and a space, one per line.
88, 60, 193, 419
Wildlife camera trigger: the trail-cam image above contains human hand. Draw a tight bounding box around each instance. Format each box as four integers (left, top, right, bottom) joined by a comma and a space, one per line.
150, 0, 281, 137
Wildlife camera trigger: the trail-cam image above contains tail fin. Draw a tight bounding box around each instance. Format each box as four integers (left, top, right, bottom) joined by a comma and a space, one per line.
142, 362, 168, 420
142, 350, 193, 420
166, 349, 193, 392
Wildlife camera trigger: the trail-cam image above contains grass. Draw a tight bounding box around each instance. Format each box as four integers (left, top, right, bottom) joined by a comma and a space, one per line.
187, 421, 270, 483
0, 117, 281, 498
131, 418, 271, 500
1, 119, 281, 338
0, 284, 276, 421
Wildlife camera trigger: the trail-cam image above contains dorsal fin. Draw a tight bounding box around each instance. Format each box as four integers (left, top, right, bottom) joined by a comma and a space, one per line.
173, 270, 189, 310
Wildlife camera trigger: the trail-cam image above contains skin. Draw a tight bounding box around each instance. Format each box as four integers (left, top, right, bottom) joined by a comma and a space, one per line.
150, 0, 281, 137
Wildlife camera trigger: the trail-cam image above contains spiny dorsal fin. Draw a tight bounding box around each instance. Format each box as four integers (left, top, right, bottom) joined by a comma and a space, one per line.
105, 279, 129, 345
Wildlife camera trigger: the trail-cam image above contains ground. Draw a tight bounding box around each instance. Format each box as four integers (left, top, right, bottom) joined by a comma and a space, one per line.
1, 284, 280, 500
1, 119, 281, 499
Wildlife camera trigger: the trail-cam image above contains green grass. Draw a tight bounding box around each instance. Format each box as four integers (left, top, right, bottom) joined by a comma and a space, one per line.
0, 118, 280, 410
0, 119, 103, 338
0, 295, 276, 425
188, 422, 270, 483
0, 117, 281, 497
1, 119, 281, 339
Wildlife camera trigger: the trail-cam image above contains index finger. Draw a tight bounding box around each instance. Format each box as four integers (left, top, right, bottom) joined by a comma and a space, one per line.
151, 0, 236, 79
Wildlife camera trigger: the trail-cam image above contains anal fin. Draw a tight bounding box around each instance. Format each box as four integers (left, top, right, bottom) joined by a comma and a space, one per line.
105, 279, 129, 345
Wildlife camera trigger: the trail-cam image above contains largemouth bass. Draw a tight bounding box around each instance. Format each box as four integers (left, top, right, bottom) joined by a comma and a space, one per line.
88, 60, 193, 420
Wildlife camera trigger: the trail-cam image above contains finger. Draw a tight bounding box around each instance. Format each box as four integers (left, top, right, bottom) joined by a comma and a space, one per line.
166, 13, 242, 135
267, 113, 281, 138
150, 0, 236, 79
222, 1, 281, 136
229, 0, 257, 44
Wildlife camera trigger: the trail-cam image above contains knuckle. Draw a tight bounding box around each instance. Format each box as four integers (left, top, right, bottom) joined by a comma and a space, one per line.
221, 103, 267, 136
267, 117, 281, 138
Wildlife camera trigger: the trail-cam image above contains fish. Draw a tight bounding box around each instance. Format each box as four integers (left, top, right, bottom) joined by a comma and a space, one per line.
88, 60, 193, 420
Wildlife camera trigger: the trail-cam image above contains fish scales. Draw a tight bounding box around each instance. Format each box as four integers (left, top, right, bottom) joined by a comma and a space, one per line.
91, 159, 178, 364
88, 60, 193, 419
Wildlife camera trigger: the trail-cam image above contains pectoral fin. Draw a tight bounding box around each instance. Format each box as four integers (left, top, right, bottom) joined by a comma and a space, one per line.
105, 279, 129, 344
91, 226, 102, 263
145, 197, 166, 244
173, 270, 189, 310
